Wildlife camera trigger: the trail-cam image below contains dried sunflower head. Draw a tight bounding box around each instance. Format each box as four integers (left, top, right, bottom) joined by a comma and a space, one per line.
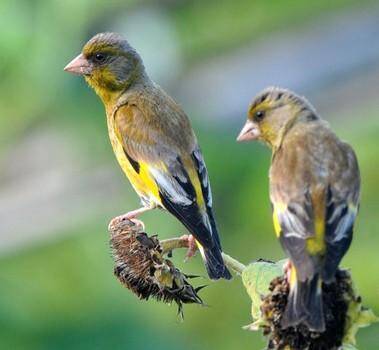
108, 216, 204, 317
260, 269, 368, 350
242, 261, 377, 350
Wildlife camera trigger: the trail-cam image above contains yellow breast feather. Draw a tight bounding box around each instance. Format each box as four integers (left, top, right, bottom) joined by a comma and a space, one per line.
107, 113, 161, 206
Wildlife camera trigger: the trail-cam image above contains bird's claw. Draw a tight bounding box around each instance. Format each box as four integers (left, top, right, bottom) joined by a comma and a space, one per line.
181, 234, 198, 262
109, 213, 145, 232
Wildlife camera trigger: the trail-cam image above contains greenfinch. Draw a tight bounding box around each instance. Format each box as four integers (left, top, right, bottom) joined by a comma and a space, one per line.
64, 32, 231, 280
237, 87, 360, 331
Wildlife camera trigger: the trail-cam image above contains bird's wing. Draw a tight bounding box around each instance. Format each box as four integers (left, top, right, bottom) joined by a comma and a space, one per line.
322, 143, 360, 281
271, 139, 360, 282
272, 188, 318, 282
113, 102, 216, 248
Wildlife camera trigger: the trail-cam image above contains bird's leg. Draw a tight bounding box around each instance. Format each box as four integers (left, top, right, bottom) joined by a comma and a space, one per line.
115, 206, 153, 230
283, 259, 292, 283
124, 206, 153, 219
180, 234, 198, 261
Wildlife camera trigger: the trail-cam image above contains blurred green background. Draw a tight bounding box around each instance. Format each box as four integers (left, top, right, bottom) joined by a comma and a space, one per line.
1, 0, 378, 349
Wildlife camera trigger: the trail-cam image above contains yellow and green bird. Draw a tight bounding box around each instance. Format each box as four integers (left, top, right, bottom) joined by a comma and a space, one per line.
237, 87, 360, 331
64, 32, 231, 280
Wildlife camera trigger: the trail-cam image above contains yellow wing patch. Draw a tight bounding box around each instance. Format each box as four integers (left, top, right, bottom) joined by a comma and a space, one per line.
187, 166, 205, 208
272, 201, 287, 237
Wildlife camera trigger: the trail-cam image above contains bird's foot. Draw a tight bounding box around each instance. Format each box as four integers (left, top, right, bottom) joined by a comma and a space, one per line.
108, 215, 144, 233
112, 206, 154, 232
113, 213, 145, 231
125, 206, 153, 219
283, 259, 292, 283
180, 234, 198, 261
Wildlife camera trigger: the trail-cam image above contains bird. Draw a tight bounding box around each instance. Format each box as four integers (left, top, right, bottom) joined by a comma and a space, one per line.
237, 87, 360, 331
64, 32, 231, 280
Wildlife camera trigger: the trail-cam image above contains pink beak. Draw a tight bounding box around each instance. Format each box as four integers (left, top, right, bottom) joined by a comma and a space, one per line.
237, 120, 260, 142
64, 53, 92, 75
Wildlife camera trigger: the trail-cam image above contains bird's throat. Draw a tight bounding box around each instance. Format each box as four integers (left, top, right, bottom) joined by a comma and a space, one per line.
84, 77, 122, 108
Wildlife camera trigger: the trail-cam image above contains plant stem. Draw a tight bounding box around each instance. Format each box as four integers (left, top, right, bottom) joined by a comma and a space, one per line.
160, 237, 188, 254
160, 237, 246, 275
222, 252, 246, 274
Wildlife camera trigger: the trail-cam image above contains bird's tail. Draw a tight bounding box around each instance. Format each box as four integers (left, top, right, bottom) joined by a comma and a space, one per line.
198, 243, 232, 280
161, 190, 231, 280
281, 273, 325, 332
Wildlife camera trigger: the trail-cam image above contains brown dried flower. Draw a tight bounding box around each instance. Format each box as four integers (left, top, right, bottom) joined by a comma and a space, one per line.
261, 269, 353, 350
108, 216, 204, 317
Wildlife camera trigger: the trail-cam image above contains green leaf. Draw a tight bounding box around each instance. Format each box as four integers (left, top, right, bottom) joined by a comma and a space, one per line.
241, 259, 285, 320
343, 291, 379, 347
343, 345, 358, 350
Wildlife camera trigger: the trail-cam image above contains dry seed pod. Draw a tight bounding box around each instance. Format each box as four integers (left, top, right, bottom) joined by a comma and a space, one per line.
261, 269, 353, 350
108, 216, 204, 317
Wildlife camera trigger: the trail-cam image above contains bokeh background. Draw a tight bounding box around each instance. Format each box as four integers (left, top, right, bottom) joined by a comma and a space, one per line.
1, 1, 378, 349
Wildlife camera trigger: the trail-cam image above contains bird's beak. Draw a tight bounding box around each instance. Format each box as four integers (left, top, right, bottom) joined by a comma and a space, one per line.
64, 53, 92, 75
236, 120, 260, 142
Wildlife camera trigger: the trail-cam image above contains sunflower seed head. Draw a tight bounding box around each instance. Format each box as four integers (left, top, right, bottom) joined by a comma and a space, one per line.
108, 217, 204, 317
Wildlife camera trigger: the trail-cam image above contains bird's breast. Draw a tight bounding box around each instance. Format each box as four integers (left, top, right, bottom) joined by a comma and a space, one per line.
106, 114, 161, 207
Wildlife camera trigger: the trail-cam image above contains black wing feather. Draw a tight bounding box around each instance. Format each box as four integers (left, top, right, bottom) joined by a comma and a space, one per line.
322, 187, 355, 282
191, 148, 221, 249
158, 155, 213, 248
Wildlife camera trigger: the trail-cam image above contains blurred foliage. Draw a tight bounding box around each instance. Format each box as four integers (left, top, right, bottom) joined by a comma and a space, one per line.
171, 0, 371, 61
0, 0, 378, 349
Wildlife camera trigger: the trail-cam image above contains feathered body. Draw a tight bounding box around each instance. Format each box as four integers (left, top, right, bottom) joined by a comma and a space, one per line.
238, 87, 360, 331
64, 33, 231, 280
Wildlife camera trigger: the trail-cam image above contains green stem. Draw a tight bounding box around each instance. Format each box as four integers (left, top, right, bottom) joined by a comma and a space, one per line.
160, 237, 246, 275
222, 252, 246, 275
160, 237, 188, 254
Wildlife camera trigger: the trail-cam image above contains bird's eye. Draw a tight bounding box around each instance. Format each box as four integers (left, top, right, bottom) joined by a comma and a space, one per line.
255, 110, 265, 121
94, 53, 107, 63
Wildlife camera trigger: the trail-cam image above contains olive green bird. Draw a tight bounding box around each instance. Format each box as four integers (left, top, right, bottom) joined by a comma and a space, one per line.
64, 32, 231, 280
237, 87, 360, 331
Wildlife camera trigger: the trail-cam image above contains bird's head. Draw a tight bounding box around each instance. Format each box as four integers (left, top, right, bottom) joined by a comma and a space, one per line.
64, 32, 145, 103
237, 87, 317, 148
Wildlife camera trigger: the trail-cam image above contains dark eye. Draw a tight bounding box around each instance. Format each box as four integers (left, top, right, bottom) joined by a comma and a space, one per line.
255, 110, 265, 121
94, 53, 107, 63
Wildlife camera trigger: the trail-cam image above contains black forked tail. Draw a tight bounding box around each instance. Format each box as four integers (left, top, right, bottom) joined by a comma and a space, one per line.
202, 245, 232, 280
159, 190, 231, 280
281, 274, 325, 332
